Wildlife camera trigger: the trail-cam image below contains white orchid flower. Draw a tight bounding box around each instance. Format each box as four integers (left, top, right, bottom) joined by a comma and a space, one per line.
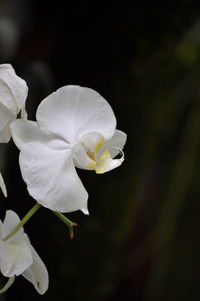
0, 64, 28, 197
0, 64, 28, 143
0, 210, 48, 294
10, 85, 127, 214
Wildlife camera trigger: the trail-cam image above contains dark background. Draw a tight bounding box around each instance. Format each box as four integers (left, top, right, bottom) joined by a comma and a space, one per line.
0, 0, 200, 300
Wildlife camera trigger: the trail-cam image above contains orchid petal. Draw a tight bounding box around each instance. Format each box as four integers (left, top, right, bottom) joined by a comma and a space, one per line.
0, 172, 7, 197
10, 119, 67, 151
36, 85, 116, 143
0, 103, 14, 132
79, 132, 105, 154
73, 143, 96, 170
0, 64, 28, 115
0, 103, 15, 142
0, 220, 4, 240
19, 141, 88, 213
2, 210, 23, 239
22, 245, 48, 295
100, 130, 127, 158
20, 103, 28, 121
0, 239, 33, 277
0, 124, 12, 143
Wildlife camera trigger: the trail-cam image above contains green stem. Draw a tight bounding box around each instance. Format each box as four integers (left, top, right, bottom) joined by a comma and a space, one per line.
53, 211, 77, 239
0, 276, 15, 294
3, 203, 41, 241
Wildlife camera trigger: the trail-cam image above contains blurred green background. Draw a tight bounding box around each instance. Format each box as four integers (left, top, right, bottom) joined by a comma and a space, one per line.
0, 0, 200, 300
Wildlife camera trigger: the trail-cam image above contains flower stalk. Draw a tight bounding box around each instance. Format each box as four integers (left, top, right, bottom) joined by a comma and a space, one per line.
3, 203, 41, 241
0, 276, 15, 294
53, 211, 77, 239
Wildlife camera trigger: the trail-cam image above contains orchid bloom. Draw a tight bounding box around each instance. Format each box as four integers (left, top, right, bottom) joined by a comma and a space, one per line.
0, 64, 28, 142
11, 85, 127, 214
0, 64, 28, 197
0, 210, 48, 294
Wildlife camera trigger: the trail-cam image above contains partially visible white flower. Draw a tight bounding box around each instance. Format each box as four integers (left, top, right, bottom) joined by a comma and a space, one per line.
0, 173, 7, 197
11, 85, 127, 214
0, 64, 28, 197
0, 210, 48, 294
0, 64, 28, 143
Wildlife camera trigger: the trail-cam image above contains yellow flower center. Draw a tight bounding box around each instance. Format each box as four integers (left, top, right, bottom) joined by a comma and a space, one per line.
86, 151, 95, 161
86, 148, 112, 174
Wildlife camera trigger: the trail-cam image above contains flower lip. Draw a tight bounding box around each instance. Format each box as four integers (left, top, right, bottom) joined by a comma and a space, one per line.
94, 146, 125, 174
111, 146, 125, 160
73, 132, 125, 174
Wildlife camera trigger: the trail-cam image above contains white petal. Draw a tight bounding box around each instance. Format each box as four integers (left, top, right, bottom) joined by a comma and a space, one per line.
10, 119, 67, 151
0, 220, 4, 240
81, 208, 89, 215
0, 64, 28, 115
95, 149, 124, 174
73, 143, 96, 170
100, 129, 127, 158
19, 141, 88, 213
20, 103, 28, 121
79, 132, 105, 154
22, 245, 48, 295
0, 239, 33, 277
3, 210, 24, 240
0, 102, 15, 142
0, 172, 7, 197
102, 157, 124, 173
0, 124, 12, 143
10, 120, 38, 149
36, 85, 116, 143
